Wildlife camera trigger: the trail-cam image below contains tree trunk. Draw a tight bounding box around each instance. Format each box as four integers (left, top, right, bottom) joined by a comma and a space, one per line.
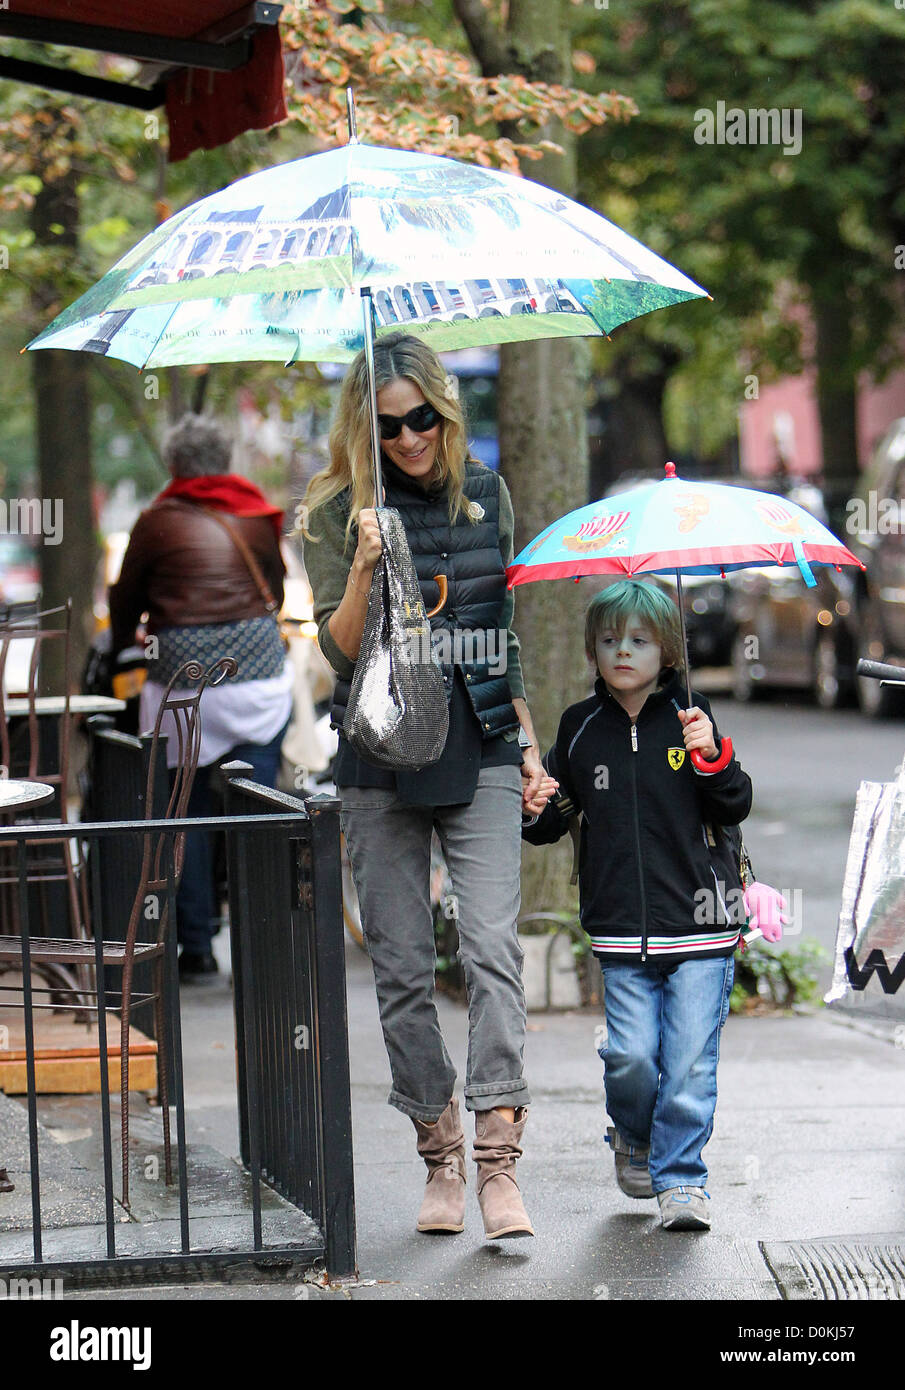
494, 0, 590, 915
592, 373, 671, 495
812, 291, 860, 531
500, 339, 590, 913
29, 113, 96, 691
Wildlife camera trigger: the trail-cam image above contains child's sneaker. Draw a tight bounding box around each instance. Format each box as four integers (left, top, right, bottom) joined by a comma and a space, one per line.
605, 1126, 654, 1199
657, 1186, 711, 1230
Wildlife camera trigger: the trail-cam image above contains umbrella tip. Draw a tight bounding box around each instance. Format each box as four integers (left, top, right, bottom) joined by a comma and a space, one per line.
664, 461, 677, 479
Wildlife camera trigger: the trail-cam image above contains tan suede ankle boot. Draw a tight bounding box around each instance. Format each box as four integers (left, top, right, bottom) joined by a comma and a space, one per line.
412, 1098, 466, 1233
473, 1106, 535, 1240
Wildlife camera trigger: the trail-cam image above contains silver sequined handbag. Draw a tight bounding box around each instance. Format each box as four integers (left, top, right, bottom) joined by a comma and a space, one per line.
344, 508, 449, 770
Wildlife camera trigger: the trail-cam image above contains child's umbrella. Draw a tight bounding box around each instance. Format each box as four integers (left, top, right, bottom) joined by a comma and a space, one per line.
507, 462, 864, 771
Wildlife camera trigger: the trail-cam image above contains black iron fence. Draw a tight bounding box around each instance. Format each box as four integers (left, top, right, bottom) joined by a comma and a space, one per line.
0, 740, 356, 1286
222, 765, 355, 1276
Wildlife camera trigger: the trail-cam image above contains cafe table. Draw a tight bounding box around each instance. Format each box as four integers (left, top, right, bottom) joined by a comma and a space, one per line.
3, 695, 126, 717
0, 779, 54, 813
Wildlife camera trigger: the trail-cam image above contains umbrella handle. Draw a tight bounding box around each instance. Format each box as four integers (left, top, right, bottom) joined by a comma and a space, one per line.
426, 575, 448, 618
691, 736, 733, 774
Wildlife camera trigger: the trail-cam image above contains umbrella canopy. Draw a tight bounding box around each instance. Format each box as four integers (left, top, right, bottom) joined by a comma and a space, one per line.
27, 141, 708, 369
507, 463, 864, 768
507, 464, 863, 591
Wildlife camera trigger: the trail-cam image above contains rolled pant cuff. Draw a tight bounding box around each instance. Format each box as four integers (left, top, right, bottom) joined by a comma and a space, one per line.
651, 1173, 708, 1195
463, 1079, 530, 1113
387, 1089, 454, 1123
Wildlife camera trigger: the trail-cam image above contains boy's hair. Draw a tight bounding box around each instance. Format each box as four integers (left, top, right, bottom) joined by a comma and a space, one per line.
585, 580, 684, 675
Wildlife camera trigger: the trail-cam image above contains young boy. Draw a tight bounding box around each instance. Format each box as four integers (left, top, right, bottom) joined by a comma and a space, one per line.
522, 580, 752, 1231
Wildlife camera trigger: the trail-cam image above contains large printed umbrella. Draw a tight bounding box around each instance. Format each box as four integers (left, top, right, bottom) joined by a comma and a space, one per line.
507, 462, 864, 769
26, 95, 707, 498
27, 146, 707, 370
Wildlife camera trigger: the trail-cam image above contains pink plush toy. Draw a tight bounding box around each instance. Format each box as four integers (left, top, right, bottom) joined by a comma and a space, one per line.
742, 883, 790, 943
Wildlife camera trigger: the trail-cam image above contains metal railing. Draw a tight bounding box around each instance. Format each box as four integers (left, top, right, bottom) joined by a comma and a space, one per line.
222, 765, 355, 1278
0, 754, 356, 1286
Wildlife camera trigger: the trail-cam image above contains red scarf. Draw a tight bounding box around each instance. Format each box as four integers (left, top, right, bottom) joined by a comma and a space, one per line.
157, 475, 283, 540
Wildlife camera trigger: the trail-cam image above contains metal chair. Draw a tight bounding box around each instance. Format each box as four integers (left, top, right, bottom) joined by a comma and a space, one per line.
0, 656, 237, 1209
0, 601, 90, 957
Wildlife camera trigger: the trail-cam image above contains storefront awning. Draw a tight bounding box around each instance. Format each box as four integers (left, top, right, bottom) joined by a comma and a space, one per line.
0, 2, 288, 161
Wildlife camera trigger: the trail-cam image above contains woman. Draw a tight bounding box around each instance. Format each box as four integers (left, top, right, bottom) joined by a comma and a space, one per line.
109, 413, 293, 977
303, 332, 544, 1240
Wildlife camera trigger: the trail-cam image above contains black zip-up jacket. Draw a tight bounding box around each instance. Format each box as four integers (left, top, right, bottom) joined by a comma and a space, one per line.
523, 671, 753, 965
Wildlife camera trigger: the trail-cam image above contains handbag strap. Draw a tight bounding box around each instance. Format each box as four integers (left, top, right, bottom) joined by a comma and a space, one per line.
163, 499, 279, 613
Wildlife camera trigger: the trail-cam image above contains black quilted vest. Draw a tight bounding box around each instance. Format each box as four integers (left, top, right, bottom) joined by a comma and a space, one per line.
331, 457, 519, 740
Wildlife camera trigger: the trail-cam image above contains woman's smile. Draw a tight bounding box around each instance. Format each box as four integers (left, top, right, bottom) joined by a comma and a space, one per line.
377, 377, 441, 484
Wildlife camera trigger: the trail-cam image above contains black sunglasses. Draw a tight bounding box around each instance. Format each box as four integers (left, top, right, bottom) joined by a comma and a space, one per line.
377, 402, 441, 440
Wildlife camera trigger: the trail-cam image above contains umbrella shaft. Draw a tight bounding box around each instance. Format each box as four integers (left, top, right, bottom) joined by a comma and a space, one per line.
361, 289, 384, 506
674, 570, 694, 709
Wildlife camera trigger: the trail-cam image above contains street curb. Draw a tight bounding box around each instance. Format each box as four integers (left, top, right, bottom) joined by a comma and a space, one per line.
823, 1011, 903, 1049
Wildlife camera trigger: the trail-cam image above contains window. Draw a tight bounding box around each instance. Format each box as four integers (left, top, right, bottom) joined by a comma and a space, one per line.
187, 232, 216, 264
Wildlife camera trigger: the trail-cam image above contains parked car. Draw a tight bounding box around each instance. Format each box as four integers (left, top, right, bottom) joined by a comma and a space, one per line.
659, 573, 736, 668
844, 417, 905, 716
727, 562, 857, 708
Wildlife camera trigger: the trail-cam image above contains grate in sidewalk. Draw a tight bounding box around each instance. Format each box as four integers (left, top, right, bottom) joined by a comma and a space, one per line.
761, 1239, 905, 1300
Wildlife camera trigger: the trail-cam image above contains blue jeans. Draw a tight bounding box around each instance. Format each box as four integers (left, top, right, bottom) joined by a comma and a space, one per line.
176, 722, 288, 955
598, 956, 734, 1192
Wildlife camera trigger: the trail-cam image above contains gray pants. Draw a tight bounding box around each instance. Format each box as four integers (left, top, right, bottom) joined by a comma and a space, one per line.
339, 765, 530, 1121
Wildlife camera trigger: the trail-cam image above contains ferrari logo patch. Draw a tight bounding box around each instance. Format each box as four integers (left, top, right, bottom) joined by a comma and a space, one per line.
667, 748, 686, 771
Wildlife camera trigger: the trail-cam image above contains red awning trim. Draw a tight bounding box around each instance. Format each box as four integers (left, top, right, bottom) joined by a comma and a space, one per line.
0, 1, 287, 161
166, 24, 287, 163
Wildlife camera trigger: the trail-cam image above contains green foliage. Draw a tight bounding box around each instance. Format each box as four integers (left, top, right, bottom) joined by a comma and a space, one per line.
0, 47, 337, 502
730, 938, 830, 1013
570, 0, 905, 474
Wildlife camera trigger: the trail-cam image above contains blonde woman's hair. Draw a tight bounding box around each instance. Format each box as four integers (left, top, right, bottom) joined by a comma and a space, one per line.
303, 332, 474, 547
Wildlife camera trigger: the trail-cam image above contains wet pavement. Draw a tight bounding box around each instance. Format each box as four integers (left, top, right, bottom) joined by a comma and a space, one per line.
3, 686, 903, 1308
4, 927, 900, 1304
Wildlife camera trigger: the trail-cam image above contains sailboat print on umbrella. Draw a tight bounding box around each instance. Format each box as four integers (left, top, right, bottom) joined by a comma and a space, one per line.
561, 510, 631, 554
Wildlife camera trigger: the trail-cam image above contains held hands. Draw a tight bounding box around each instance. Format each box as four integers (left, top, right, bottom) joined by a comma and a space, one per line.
519, 747, 548, 809
677, 706, 719, 761
522, 769, 559, 817
742, 882, 790, 943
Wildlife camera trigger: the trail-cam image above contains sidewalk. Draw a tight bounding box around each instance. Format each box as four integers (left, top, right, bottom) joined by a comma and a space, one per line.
337, 942, 904, 1301
38, 931, 904, 1302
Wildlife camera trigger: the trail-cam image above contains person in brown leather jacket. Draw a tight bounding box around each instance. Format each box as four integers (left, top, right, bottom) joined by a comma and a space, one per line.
109, 413, 292, 977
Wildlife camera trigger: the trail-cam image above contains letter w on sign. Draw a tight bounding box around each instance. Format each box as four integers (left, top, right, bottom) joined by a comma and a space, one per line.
845, 947, 905, 995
